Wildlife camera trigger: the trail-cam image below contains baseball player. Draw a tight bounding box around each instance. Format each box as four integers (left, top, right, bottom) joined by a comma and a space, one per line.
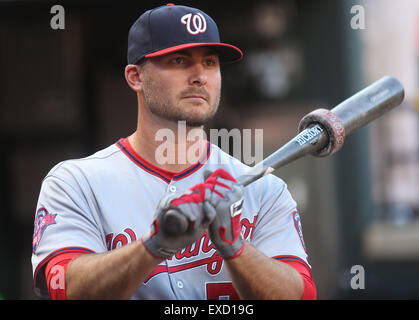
31, 4, 316, 300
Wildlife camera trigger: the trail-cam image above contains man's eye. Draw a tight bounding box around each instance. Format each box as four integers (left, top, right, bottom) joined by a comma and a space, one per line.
172, 57, 184, 64
205, 58, 218, 67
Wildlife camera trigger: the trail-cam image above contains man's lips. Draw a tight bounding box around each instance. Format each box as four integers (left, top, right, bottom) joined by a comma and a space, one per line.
183, 95, 208, 101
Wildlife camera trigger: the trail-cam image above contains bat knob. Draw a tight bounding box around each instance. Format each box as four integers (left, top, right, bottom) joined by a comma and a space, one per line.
161, 208, 189, 236
298, 108, 346, 157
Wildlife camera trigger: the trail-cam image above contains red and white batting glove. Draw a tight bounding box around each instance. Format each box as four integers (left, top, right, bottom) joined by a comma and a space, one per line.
142, 183, 216, 259
203, 169, 245, 259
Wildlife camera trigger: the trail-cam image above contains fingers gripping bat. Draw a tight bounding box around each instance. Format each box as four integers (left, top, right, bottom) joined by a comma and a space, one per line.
162, 76, 405, 236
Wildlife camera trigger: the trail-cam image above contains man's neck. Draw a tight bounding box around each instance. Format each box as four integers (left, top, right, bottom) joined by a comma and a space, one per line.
128, 119, 207, 174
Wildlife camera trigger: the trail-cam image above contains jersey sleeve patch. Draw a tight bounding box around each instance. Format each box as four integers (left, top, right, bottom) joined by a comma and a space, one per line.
32, 207, 57, 254
292, 210, 306, 252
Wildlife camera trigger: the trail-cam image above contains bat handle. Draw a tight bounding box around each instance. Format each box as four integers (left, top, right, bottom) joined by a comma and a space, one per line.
161, 174, 250, 237
161, 208, 189, 236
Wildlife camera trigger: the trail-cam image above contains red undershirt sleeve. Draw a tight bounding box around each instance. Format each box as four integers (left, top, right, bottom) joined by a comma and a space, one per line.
281, 259, 317, 300
44, 252, 90, 300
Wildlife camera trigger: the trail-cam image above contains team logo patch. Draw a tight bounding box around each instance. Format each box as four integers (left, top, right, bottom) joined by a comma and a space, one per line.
181, 13, 207, 35
32, 207, 57, 253
293, 211, 306, 251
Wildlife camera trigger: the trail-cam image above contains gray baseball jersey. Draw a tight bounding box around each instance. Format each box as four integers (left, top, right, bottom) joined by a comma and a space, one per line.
32, 138, 310, 299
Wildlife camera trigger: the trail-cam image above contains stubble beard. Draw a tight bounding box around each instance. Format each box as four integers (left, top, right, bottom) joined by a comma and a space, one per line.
142, 77, 221, 127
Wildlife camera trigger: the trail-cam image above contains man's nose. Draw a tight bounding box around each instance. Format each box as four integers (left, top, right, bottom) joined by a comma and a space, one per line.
188, 63, 208, 86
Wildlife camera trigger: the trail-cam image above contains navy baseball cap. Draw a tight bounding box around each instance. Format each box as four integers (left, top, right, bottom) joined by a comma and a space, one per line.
127, 3, 243, 65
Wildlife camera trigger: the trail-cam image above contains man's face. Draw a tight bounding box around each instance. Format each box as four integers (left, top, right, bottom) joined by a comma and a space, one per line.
139, 46, 222, 127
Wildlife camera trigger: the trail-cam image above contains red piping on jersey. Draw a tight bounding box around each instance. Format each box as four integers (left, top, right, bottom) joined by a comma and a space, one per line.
116, 138, 211, 184
272, 254, 311, 271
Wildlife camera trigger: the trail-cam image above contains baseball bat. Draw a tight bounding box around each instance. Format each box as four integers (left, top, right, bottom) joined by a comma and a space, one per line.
162, 75, 404, 236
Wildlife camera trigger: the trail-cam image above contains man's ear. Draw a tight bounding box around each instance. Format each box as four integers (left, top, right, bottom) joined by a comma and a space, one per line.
124, 64, 143, 92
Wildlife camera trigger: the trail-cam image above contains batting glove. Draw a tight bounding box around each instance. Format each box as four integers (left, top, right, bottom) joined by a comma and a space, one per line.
203, 169, 245, 259
142, 184, 216, 259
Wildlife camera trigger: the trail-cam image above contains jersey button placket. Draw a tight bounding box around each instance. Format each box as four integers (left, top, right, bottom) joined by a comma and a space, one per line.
167, 181, 185, 297
166, 258, 184, 299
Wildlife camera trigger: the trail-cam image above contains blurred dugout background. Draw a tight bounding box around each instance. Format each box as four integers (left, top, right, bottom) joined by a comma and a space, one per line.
0, 0, 418, 299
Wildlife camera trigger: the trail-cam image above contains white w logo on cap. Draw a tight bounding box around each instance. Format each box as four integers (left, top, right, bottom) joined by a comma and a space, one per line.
181, 13, 207, 35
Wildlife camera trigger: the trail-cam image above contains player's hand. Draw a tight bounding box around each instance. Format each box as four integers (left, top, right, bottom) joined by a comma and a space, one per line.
203, 169, 245, 259
142, 184, 216, 259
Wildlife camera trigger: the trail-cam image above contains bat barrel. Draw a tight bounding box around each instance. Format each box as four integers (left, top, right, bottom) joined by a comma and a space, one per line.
332, 76, 404, 135
298, 76, 405, 157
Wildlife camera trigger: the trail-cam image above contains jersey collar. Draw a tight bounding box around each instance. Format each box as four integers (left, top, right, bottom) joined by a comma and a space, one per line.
116, 137, 211, 184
